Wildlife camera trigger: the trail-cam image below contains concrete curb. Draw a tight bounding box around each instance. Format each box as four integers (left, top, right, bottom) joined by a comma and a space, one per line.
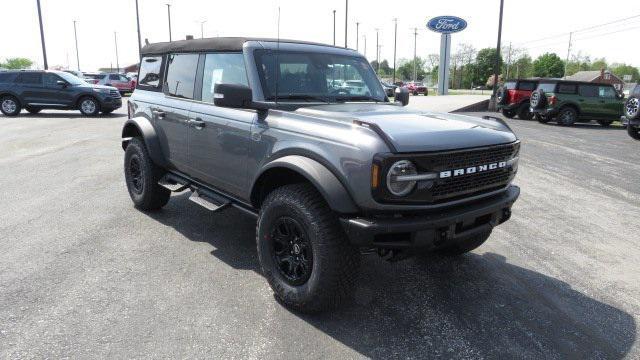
451, 99, 490, 113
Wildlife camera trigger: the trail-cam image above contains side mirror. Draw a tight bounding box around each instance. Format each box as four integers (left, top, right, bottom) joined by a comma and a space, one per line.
56, 80, 67, 88
394, 87, 409, 106
214, 83, 253, 109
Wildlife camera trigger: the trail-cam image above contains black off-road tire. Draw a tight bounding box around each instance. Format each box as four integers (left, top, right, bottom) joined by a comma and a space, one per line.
25, 107, 42, 114
535, 113, 550, 124
597, 120, 613, 127
257, 183, 360, 313
628, 125, 640, 140
496, 86, 508, 105
1, 95, 21, 116
436, 230, 492, 256
501, 108, 516, 119
123, 137, 170, 211
78, 96, 100, 116
517, 102, 533, 120
557, 107, 577, 126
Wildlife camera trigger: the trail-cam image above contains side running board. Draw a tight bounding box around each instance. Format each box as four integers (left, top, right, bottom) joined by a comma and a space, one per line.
188, 190, 229, 212
158, 174, 190, 192
158, 173, 231, 213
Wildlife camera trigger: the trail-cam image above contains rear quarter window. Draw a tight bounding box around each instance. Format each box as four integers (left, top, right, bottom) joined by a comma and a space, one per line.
518, 81, 536, 91
557, 84, 576, 94
537, 83, 556, 93
137, 56, 164, 90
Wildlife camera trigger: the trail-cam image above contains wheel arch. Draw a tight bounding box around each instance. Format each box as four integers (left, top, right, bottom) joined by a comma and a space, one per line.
560, 102, 580, 115
121, 117, 168, 168
251, 155, 359, 214
0, 91, 22, 105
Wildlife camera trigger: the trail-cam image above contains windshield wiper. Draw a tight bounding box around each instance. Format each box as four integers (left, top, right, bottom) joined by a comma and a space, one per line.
335, 95, 383, 102
268, 94, 332, 103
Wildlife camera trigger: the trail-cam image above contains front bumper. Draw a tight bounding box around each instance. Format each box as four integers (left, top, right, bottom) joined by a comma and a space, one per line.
100, 96, 122, 110
340, 185, 520, 249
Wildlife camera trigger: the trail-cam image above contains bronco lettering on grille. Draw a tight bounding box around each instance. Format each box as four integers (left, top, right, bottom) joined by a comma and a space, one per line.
439, 161, 507, 178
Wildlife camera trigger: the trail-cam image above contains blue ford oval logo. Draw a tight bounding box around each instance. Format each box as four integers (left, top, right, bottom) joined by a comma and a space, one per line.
427, 16, 467, 34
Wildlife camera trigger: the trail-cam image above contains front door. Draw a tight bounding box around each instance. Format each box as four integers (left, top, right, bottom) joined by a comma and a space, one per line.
41, 73, 74, 106
597, 85, 623, 119
187, 52, 253, 197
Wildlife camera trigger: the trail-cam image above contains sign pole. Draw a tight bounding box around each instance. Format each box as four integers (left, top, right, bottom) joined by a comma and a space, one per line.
437, 33, 451, 95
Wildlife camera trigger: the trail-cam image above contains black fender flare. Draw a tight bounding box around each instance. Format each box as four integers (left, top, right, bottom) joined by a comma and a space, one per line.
252, 155, 359, 214
121, 117, 168, 167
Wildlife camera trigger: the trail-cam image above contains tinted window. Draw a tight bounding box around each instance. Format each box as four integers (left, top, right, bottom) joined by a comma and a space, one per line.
43, 73, 63, 87
119, 75, 129, 81
518, 81, 536, 91
0, 73, 17, 83
165, 54, 199, 99
557, 84, 576, 94
538, 83, 556, 93
85, 74, 106, 80
109, 74, 120, 80
598, 86, 616, 98
16, 72, 42, 85
578, 85, 598, 97
138, 56, 163, 89
201, 53, 248, 104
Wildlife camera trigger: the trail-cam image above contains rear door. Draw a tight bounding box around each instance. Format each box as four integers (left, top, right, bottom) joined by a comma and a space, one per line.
577, 84, 600, 117
188, 52, 253, 196
14, 72, 43, 104
159, 53, 200, 172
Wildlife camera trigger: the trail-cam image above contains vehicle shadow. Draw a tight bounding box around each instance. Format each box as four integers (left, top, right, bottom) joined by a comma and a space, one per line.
147, 193, 636, 359
16, 112, 126, 119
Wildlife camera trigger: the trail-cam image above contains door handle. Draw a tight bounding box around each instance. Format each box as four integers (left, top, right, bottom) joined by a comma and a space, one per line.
190, 118, 206, 129
152, 110, 166, 119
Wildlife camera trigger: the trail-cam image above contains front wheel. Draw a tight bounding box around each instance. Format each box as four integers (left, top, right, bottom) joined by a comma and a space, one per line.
79, 97, 100, 116
517, 103, 533, 120
501, 108, 516, 119
124, 138, 170, 210
628, 125, 640, 140
257, 183, 360, 313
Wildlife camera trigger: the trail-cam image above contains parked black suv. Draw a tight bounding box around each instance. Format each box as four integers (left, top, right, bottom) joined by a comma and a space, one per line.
0, 70, 122, 116
623, 84, 640, 140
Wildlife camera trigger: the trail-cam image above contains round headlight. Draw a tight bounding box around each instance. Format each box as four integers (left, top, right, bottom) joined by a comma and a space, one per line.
386, 160, 417, 196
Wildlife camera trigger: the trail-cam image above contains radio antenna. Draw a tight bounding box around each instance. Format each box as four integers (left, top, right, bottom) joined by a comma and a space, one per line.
274, 6, 281, 106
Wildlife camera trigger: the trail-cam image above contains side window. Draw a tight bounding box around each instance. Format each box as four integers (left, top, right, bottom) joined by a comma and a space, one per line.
557, 84, 576, 94
0, 73, 17, 83
598, 86, 616, 99
138, 56, 164, 89
119, 75, 129, 82
165, 53, 199, 99
15, 72, 43, 85
518, 82, 536, 91
109, 74, 120, 80
43, 73, 63, 87
201, 53, 248, 104
578, 85, 598, 97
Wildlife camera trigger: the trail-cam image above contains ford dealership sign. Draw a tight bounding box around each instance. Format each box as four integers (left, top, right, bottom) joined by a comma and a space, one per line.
427, 16, 467, 34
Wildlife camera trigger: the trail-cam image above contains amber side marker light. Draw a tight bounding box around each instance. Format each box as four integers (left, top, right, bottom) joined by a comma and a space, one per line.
371, 164, 380, 189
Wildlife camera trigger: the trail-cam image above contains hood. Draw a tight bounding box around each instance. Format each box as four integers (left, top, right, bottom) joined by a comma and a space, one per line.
295, 103, 517, 153
76, 82, 117, 91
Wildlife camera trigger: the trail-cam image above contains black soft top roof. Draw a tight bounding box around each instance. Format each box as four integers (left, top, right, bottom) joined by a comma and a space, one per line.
141, 37, 345, 55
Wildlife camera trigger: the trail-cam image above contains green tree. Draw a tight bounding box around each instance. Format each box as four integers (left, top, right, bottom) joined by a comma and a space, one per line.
0, 57, 33, 69
589, 57, 608, 71
611, 63, 640, 82
473, 48, 502, 88
512, 55, 533, 78
533, 53, 564, 78
396, 57, 427, 81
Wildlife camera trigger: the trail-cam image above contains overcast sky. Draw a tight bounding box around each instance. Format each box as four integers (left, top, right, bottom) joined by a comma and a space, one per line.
1, 0, 639, 72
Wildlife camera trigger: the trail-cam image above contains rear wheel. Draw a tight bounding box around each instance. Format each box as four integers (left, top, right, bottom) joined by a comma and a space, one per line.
517, 103, 533, 120
124, 137, 170, 210
557, 107, 577, 126
436, 230, 492, 256
501, 108, 516, 119
1, 96, 21, 116
257, 183, 360, 313
628, 125, 640, 140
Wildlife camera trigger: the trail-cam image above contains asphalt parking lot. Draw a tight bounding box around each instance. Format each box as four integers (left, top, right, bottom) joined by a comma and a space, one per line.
1, 99, 639, 359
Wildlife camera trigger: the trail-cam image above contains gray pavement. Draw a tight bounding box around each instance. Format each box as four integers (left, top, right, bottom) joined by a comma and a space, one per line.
1, 103, 639, 359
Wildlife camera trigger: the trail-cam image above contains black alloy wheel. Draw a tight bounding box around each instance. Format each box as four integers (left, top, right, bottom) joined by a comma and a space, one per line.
270, 216, 313, 286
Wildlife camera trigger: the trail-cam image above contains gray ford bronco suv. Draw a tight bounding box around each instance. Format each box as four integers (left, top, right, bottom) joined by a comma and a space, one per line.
122, 37, 520, 312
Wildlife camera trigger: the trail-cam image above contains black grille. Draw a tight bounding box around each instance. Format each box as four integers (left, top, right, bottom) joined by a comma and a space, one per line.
110, 89, 120, 97
376, 142, 519, 204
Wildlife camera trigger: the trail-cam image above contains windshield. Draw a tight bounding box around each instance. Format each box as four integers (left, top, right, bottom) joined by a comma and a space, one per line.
56, 71, 85, 85
254, 50, 386, 103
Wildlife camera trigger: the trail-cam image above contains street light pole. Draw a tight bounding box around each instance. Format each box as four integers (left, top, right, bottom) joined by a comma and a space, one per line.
114, 32, 120, 73
375, 28, 379, 74
332, 10, 336, 46
344, 0, 348, 48
356, 22, 359, 52
413, 27, 418, 82
36, 0, 48, 70
166, 4, 172, 41
392, 18, 398, 84
73, 20, 80, 71
200, 20, 206, 39
135, 0, 142, 60
491, 0, 504, 104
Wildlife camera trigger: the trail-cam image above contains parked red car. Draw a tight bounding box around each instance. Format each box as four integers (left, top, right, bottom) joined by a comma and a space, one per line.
496, 79, 539, 120
83, 73, 135, 95
405, 81, 428, 96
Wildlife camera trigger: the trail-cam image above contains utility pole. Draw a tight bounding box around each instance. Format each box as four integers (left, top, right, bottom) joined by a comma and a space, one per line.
505, 42, 512, 79
490, 0, 504, 109
199, 20, 207, 39
344, 0, 348, 48
356, 22, 360, 52
413, 27, 418, 82
392, 18, 398, 84
332, 10, 336, 45
166, 3, 172, 41
114, 32, 120, 73
135, 0, 142, 60
73, 21, 80, 71
36, 0, 48, 70
564, 32, 572, 79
